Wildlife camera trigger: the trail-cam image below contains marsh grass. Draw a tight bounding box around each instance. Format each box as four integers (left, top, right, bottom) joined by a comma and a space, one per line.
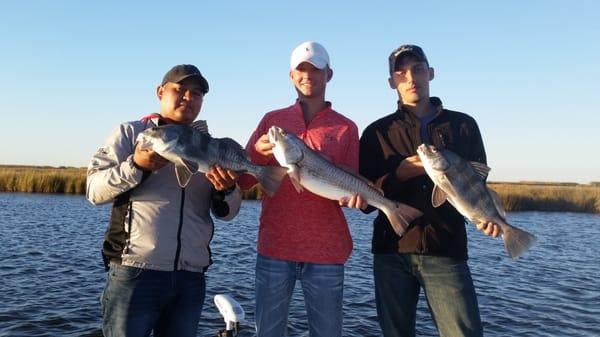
1, 166, 598, 213
0, 165, 267, 199
0, 166, 86, 194
489, 182, 600, 213
0, 165, 265, 199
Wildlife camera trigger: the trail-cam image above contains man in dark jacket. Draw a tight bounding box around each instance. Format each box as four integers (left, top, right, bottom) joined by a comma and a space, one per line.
359, 44, 500, 337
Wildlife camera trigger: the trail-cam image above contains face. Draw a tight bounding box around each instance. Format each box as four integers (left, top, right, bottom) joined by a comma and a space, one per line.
157, 77, 205, 125
389, 55, 434, 105
289, 62, 332, 99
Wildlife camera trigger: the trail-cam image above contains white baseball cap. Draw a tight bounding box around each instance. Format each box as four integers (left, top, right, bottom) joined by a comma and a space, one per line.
290, 41, 330, 70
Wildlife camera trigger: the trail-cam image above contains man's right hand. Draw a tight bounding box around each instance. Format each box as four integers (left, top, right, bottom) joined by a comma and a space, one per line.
254, 133, 275, 157
396, 155, 426, 181
133, 145, 169, 171
476, 222, 502, 238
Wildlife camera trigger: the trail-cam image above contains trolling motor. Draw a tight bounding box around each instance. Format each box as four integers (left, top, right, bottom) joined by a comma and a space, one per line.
214, 294, 245, 337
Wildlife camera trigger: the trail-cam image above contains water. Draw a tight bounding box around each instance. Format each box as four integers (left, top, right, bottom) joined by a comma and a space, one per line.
1, 193, 599, 337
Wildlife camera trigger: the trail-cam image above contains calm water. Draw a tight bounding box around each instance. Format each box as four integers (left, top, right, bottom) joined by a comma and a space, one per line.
0, 192, 599, 337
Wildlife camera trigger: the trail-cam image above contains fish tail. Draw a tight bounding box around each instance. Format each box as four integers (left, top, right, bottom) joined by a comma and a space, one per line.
382, 203, 424, 237
255, 166, 287, 196
502, 225, 537, 259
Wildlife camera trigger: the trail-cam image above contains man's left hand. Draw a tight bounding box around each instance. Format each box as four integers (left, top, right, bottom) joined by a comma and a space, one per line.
205, 165, 238, 191
339, 194, 368, 210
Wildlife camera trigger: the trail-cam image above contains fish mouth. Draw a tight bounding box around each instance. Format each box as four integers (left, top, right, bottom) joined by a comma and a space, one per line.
417, 144, 439, 162
136, 136, 152, 151
416, 143, 429, 155
268, 126, 285, 143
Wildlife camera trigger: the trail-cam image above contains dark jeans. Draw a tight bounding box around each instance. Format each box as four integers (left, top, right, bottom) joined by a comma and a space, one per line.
101, 263, 206, 337
374, 253, 483, 337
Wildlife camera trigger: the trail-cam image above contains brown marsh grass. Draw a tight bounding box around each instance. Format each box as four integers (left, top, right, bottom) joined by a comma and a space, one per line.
0, 165, 263, 199
1, 166, 598, 213
489, 182, 600, 213
0, 166, 86, 194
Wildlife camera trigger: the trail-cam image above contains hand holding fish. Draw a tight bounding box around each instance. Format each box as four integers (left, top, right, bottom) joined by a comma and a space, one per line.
417, 144, 536, 258
136, 123, 286, 195
476, 222, 502, 238
396, 155, 425, 182
205, 165, 238, 192
254, 134, 275, 157
133, 144, 169, 171
268, 126, 423, 236
339, 194, 368, 210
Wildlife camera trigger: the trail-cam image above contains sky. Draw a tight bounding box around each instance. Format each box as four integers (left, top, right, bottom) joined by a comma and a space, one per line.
1, 1, 599, 183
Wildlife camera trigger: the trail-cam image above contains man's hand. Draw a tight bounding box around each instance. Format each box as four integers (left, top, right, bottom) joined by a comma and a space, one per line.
254, 134, 275, 157
396, 155, 425, 182
476, 222, 502, 238
339, 194, 368, 210
133, 145, 169, 171
205, 165, 238, 191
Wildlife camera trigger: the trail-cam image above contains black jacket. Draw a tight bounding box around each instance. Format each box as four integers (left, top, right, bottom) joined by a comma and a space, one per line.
359, 97, 486, 260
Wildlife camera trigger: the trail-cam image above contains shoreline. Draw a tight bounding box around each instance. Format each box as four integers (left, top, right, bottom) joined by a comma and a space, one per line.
1, 166, 598, 213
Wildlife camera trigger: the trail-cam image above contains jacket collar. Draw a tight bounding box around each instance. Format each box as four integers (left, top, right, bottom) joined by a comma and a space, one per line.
396, 97, 444, 121
140, 113, 169, 126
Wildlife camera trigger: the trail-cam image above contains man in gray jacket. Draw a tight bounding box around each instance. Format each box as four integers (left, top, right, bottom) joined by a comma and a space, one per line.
87, 64, 242, 337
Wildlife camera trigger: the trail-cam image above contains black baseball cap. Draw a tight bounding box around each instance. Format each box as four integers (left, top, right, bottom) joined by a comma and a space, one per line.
388, 44, 429, 73
161, 64, 209, 94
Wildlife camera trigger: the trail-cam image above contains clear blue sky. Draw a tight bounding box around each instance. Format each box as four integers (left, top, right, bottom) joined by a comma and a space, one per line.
1, 1, 599, 183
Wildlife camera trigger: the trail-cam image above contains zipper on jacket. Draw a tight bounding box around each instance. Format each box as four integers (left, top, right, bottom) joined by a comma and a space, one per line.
125, 201, 133, 254
173, 187, 185, 270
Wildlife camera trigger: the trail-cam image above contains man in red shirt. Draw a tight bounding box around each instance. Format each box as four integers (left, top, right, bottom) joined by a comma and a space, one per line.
240, 41, 364, 337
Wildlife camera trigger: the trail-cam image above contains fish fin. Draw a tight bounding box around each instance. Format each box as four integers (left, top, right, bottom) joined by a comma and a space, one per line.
383, 203, 424, 237
174, 162, 195, 187
371, 183, 384, 195
289, 177, 303, 193
431, 185, 448, 207
288, 165, 304, 193
502, 225, 537, 259
180, 159, 199, 173
256, 166, 288, 196
488, 188, 507, 219
190, 120, 210, 135
353, 171, 381, 189
220, 137, 246, 152
470, 161, 491, 180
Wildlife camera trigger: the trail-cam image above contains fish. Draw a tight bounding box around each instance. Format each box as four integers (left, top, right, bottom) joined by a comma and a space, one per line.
268, 125, 423, 236
136, 121, 287, 195
417, 143, 537, 259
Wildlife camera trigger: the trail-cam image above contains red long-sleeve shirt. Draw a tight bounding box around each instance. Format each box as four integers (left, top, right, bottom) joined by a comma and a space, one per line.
240, 101, 359, 264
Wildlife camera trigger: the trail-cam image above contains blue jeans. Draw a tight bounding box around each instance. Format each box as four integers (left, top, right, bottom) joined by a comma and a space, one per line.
254, 254, 344, 337
373, 254, 483, 337
101, 263, 206, 337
